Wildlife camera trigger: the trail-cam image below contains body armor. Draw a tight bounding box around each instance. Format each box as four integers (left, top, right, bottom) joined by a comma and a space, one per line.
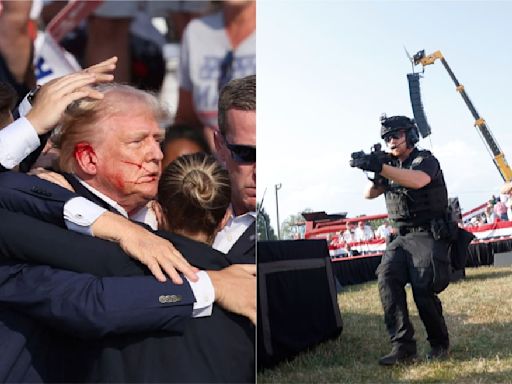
384, 149, 448, 226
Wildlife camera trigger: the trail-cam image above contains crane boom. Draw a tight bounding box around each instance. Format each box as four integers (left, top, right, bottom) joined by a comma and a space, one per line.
413, 50, 512, 182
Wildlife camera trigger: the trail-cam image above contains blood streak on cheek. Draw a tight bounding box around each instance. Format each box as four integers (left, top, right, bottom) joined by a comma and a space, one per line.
118, 160, 153, 185
121, 160, 143, 169
120, 160, 153, 175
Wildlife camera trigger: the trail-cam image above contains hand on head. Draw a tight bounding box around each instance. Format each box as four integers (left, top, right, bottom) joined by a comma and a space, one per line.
25, 57, 117, 136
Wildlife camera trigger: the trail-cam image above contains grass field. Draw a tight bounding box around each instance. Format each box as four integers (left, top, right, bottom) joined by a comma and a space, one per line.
258, 267, 512, 383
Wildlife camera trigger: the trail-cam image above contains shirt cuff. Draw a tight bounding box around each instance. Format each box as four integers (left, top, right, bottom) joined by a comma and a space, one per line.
17, 95, 32, 117
64, 197, 107, 236
187, 270, 214, 318
0, 117, 41, 169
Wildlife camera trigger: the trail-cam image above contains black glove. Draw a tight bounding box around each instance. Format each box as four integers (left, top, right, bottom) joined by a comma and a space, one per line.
353, 153, 383, 173
372, 173, 389, 188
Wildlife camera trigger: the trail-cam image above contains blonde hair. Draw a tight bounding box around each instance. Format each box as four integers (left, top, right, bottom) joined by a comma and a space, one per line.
158, 153, 231, 241
55, 83, 168, 173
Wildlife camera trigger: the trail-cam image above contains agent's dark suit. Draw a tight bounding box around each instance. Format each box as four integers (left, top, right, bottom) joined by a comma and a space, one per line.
0, 252, 195, 382
0, 170, 114, 226
0, 172, 255, 382
226, 221, 256, 264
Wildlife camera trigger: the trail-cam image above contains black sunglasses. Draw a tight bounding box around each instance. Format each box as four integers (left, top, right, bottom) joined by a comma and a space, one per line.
226, 142, 256, 164
218, 50, 234, 91
383, 130, 405, 143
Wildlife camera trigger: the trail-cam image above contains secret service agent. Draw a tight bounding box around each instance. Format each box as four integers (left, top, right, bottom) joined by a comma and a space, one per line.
358, 115, 451, 365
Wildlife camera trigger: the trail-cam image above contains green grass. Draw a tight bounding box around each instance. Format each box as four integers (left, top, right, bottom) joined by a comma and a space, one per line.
258, 267, 512, 383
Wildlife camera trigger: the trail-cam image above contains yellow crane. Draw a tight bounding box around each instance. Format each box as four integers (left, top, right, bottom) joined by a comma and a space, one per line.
411, 49, 512, 182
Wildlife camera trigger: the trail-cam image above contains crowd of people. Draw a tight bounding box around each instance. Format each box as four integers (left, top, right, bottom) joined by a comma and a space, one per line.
329, 219, 395, 251
0, 1, 256, 382
467, 191, 512, 227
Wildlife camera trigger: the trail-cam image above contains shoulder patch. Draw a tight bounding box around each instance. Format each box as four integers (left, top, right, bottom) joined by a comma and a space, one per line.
411, 156, 424, 166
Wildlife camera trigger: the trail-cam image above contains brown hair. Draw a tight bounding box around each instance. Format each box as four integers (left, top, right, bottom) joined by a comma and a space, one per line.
55, 83, 168, 173
218, 74, 255, 137
158, 152, 231, 242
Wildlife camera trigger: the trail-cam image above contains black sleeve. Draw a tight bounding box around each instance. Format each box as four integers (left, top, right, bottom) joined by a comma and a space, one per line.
18, 132, 51, 172
0, 208, 147, 277
0, 171, 78, 227
411, 152, 440, 179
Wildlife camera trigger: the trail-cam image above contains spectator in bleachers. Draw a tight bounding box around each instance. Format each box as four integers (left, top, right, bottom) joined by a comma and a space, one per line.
355, 220, 374, 242
500, 184, 512, 222
342, 221, 356, 243
485, 200, 496, 223
376, 220, 392, 241
494, 195, 508, 221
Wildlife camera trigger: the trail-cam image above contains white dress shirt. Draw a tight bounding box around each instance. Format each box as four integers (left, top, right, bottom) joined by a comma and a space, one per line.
0, 117, 40, 169
342, 229, 356, 243
376, 224, 392, 240
213, 211, 256, 254
354, 225, 374, 242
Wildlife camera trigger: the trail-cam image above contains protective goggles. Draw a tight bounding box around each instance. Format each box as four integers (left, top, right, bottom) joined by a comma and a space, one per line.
226, 142, 256, 164
383, 130, 405, 143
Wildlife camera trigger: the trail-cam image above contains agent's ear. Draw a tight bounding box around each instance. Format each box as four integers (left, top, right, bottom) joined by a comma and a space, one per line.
218, 206, 232, 231
213, 130, 228, 166
74, 142, 97, 175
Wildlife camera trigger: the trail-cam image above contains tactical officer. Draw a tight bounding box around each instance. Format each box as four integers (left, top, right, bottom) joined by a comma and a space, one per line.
352, 115, 451, 365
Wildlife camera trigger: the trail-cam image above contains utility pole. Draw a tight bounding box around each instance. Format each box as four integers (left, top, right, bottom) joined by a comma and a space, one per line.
275, 183, 282, 239
258, 187, 270, 240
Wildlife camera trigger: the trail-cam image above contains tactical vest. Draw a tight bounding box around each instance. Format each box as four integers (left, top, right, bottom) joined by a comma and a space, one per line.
384, 150, 448, 226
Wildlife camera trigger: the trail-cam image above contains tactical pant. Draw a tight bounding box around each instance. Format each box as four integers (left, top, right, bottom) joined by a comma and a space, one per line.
376, 231, 450, 352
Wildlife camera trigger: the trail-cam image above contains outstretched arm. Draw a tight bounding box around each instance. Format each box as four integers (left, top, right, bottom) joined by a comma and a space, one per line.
0, 172, 198, 283
0, 261, 194, 338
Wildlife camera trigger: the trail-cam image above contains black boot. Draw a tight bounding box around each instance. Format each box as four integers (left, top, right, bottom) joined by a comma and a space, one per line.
426, 345, 449, 361
378, 347, 417, 366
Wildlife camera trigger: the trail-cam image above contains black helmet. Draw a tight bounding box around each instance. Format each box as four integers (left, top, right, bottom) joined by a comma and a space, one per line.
380, 115, 419, 146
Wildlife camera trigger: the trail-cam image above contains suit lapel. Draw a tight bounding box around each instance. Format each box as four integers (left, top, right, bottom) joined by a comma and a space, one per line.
62, 173, 119, 213
226, 221, 256, 264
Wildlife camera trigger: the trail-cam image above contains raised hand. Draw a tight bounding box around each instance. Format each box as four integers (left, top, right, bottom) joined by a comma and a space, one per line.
25, 56, 118, 136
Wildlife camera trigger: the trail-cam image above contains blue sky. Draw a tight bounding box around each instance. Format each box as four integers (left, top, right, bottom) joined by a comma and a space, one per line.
258, 0, 512, 231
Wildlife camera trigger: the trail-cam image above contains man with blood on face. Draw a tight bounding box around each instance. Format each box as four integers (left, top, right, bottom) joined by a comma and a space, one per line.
58, 84, 167, 215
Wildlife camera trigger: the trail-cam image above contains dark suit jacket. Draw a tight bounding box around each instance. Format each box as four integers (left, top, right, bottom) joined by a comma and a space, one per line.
226, 221, 256, 264
0, 209, 196, 383
0, 211, 254, 382
0, 172, 255, 382
0, 171, 115, 226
